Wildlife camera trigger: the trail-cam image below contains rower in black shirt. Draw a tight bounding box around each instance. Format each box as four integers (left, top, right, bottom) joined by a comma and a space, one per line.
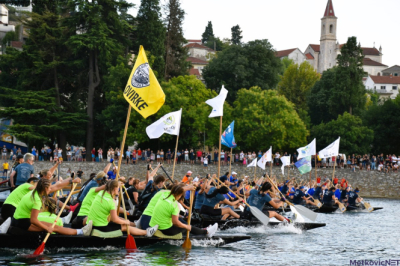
322, 187, 339, 206
347, 188, 362, 207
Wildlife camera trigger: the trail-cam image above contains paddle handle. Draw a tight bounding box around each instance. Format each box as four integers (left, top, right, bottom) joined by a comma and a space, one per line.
265, 175, 294, 207
120, 186, 130, 236
122, 185, 131, 200
186, 189, 194, 238
213, 177, 251, 208
43, 182, 78, 243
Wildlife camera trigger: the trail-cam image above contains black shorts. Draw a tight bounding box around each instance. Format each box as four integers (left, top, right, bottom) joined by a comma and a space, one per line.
11, 218, 31, 231
200, 205, 222, 216
1, 204, 16, 220
71, 215, 86, 229
93, 222, 121, 232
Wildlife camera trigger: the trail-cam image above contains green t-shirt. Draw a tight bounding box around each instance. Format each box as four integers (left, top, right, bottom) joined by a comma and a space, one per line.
13, 191, 42, 219
4, 183, 32, 207
38, 211, 63, 233
142, 190, 170, 217
149, 194, 179, 230
77, 188, 99, 217
86, 192, 115, 227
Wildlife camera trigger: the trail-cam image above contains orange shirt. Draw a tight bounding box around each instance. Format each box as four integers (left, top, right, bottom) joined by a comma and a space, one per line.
182, 176, 189, 184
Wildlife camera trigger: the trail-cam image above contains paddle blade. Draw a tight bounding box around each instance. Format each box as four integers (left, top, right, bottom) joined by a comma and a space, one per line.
182, 238, 192, 250
126, 235, 137, 250
338, 202, 346, 213
249, 206, 269, 226
363, 202, 374, 212
33, 242, 45, 255
293, 205, 318, 221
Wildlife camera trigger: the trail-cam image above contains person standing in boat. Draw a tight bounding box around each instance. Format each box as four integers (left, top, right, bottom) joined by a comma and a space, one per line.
85, 180, 158, 237
242, 182, 292, 223
149, 184, 218, 237
5, 178, 93, 236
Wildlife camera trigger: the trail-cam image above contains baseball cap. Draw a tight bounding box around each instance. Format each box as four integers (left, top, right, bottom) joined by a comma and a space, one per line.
187, 171, 192, 174
300, 186, 305, 190
232, 171, 237, 175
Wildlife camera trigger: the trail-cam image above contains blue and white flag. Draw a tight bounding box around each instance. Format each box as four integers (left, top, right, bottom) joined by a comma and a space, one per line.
297, 139, 316, 160
221, 121, 237, 148
294, 156, 312, 175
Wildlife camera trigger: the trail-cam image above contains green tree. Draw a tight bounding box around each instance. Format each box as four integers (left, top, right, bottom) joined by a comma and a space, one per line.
163, 0, 190, 80
363, 97, 400, 154
203, 36, 229, 51
311, 112, 373, 155
203, 39, 283, 103
277, 61, 320, 112
233, 87, 308, 151
334, 36, 366, 115
136, 0, 166, 77
231, 24, 243, 45
201, 21, 214, 44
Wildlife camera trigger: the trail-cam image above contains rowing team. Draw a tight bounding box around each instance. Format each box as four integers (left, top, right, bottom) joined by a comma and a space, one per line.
278, 178, 364, 208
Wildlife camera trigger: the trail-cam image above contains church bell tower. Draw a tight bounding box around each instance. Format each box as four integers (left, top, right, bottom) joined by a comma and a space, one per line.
319, 0, 338, 73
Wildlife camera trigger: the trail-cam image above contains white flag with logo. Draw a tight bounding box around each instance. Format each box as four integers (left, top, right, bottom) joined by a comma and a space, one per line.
146, 109, 182, 139
205, 85, 228, 117
297, 138, 316, 159
318, 137, 340, 159
257, 147, 272, 169
247, 158, 257, 168
280, 156, 291, 175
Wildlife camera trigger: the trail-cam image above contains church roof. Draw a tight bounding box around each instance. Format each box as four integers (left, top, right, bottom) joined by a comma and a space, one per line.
309, 44, 320, 52
275, 48, 297, 58
339, 44, 381, 56
189, 68, 201, 76
324, 0, 336, 17
305, 53, 314, 59
369, 75, 400, 85
363, 58, 387, 67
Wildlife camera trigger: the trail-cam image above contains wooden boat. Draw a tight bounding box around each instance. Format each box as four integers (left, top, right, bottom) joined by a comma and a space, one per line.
313, 204, 383, 213
196, 215, 326, 231
0, 226, 251, 250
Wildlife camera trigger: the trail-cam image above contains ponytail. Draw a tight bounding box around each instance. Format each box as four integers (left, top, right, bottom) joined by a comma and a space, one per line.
101, 180, 119, 202
32, 178, 51, 207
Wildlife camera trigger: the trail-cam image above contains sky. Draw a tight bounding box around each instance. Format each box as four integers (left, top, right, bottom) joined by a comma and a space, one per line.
127, 0, 400, 67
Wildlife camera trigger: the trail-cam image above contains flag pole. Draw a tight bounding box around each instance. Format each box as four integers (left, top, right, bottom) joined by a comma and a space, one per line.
269, 160, 272, 180
229, 147, 233, 176
218, 116, 222, 178
116, 106, 131, 182
254, 165, 256, 180
332, 157, 336, 183
171, 135, 179, 180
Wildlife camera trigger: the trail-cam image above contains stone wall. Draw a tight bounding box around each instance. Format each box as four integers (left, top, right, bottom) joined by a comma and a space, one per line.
29, 161, 400, 198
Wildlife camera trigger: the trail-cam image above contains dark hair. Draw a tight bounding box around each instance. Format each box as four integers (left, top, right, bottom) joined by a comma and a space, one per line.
329, 186, 336, 191
164, 184, 185, 200
132, 179, 139, 187
27, 177, 39, 184
152, 175, 166, 192
224, 172, 229, 176
206, 186, 229, 198
260, 182, 272, 192
32, 178, 51, 204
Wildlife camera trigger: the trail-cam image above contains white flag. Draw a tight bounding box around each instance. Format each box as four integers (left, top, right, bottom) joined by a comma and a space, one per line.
205, 85, 228, 117
146, 109, 182, 139
257, 147, 272, 169
280, 156, 291, 175
318, 137, 340, 159
297, 138, 316, 160
247, 158, 257, 168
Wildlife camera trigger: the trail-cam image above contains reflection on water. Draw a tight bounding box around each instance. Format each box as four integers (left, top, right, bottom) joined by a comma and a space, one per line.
0, 198, 398, 266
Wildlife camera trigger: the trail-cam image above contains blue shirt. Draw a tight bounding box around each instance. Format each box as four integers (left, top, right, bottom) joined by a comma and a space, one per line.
194, 191, 205, 210
247, 189, 271, 210
334, 189, 341, 199
219, 175, 228, 183
14, 163, 35, 186
293, 189, 305, 204
107, 171, 116, 180
229, 176, 238, 188
78, 179, 98, 202
307, 188, 315, 196
202, 187, 226, 207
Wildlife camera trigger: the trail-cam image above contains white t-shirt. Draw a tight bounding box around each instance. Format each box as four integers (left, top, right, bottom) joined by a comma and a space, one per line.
203, 157, 208, 164
221, 152, 225, 158
275, 153, 280, 159
240, 152, 244, 160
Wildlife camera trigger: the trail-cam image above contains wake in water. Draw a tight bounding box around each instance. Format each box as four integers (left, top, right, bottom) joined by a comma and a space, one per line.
166, 238, 225, 247
221, 224, 303, 235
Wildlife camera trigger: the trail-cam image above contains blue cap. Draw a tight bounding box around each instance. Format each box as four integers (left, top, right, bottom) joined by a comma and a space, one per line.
300, 186, 305, 189
285, 180, 289, 184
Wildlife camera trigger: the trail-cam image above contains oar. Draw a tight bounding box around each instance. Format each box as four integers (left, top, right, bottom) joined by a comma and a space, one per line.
337, 201, 346, 213
120, 186, 137, 250
33, 183, 78, 255
214, 177, 270, 226
122, 185, 136, 213
160, 165, 174, 183
265, 175, 318, 222
361, 201, 373, 212
182, 189, 194, 250
0, 187, 11, 193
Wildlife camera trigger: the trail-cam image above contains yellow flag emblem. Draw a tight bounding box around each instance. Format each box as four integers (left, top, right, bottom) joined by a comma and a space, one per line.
123, 46, 165, 118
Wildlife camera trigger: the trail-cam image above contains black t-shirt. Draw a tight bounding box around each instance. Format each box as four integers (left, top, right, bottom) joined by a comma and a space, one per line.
323, 190, 334, 204
293, 189, 305, 204
125, 186, 138, 204
313, 186, 322, 199
340, 189, 347, 200
348, 191, 359, 205
219, 175, 228, 183
77, 170, 83, 178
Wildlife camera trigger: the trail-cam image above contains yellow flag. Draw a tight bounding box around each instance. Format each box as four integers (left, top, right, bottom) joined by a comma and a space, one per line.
123, 46, 165, 118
